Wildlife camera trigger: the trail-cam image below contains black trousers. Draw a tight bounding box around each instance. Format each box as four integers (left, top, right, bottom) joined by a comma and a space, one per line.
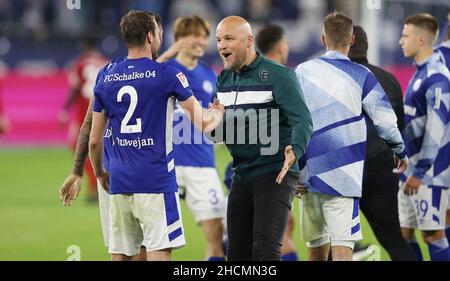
361, 171, 416, 261
227, 171, 298, 261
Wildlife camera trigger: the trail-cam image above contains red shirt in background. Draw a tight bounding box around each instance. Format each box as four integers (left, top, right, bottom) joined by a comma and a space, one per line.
68, 51, 109, 125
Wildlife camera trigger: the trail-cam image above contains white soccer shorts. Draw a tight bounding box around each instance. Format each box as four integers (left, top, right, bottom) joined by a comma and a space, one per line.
299, 192, 362, 249
398, 183, 449, 230
175, 166, 226, 223
97, 180, 110, 247
108, 192, 186, 256
448, 191, 450, 210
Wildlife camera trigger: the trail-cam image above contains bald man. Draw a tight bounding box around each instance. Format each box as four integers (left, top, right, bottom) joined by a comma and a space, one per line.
212, 16, 312, 260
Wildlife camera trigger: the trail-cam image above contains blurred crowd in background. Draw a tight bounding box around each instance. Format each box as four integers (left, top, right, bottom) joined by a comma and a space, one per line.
0, 0, 449, 69
0, 0, 449, 146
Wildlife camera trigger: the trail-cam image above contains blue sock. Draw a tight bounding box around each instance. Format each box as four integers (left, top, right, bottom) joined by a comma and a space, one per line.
281, 252, 298, 261
427, 238, 450, 261
207, 256, 225, 261
445, 225, 450, 244
408, 240, 423, 261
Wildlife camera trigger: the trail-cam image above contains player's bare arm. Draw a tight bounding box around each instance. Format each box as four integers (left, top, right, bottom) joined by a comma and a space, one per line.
180, 96, 224, 133
73, 97, 94, 176
0, 115, 10, 134
156, 36, 197, 63
58, 85, 81, 126
89, 111, 109, 192
59, 97, 94, 206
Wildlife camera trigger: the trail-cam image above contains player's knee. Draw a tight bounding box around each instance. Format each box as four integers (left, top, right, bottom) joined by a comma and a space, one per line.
202, 218, 224, 239
253, 239, 281, 261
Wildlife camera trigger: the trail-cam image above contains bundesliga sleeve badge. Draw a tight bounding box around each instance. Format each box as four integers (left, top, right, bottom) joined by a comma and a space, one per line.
176, 72, 190, 88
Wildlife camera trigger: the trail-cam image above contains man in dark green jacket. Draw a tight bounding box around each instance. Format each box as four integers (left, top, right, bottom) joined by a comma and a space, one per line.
213, 16, 312, 260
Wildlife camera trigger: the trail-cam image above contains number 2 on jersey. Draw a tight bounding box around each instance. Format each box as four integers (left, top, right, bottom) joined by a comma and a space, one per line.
117, 85, 142, 133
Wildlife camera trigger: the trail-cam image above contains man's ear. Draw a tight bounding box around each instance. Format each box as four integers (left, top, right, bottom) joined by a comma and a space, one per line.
321, 34, 326, 48
147, 31, 154, 45
248, 35, 254, 48
418, 33, 426, 46
275, 41, 282, 55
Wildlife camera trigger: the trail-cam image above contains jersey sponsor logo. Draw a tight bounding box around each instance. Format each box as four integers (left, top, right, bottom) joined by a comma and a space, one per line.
176, 72, 189, 88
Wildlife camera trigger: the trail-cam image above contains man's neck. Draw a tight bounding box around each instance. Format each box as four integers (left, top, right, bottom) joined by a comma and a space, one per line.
175, 52, 198, 70
236, 50, 257, 73
264, 52, 282, 65
127, 47, 153, 60
413, 48, 433, 64
326, 46, 350, 57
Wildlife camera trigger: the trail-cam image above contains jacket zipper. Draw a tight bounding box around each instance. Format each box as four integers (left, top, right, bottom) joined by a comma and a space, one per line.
233, 75, 240, 111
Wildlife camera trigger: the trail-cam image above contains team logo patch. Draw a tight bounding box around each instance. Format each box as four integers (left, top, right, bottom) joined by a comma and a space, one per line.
412, 79, 422, 92
176, 72, 189, 88
203, 80, 214, 94
259, 68, 269, 81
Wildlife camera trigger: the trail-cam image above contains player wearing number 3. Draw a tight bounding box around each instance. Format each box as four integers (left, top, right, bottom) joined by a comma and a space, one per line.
89, 10, 224, 261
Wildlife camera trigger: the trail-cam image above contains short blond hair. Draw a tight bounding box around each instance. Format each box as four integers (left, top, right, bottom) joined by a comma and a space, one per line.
323, 11, 353, 48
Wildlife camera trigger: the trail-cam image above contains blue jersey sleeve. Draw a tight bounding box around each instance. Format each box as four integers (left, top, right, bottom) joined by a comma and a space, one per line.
413, 75, 450, 179
163, 65, 193, 101
362, 72, 406, 158
93, 66, 107, 113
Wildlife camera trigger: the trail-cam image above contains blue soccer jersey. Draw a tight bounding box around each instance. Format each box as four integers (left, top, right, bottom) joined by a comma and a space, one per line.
168, 59, 216, 168
93, 57, 193, 194
295, 51, 406, 197
434, 40, 450, 187
94, 59, 123, 172
435, 40, 450, 71
102, 125, 112, 171
401, 53, 450, 187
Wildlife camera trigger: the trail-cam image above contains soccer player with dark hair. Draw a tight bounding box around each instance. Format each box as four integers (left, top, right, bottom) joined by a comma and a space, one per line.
295, 11, 407, 261
89, 10, 224, 261
348, 25, 416, 261
399, 13, 450, 261
60, 12, 168, 261
255, 24, 298, 261
256, 24, 289, 65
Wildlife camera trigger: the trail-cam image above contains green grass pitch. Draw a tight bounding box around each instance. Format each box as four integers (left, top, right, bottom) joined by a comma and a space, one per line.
0, 146, 430, 260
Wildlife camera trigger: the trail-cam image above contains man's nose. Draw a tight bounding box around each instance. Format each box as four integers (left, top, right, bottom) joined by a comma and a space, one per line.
218, 41, 227, 50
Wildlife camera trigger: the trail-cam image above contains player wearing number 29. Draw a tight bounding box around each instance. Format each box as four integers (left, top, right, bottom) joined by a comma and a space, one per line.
398, 13, 450, 261
89, 10, 224, 261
